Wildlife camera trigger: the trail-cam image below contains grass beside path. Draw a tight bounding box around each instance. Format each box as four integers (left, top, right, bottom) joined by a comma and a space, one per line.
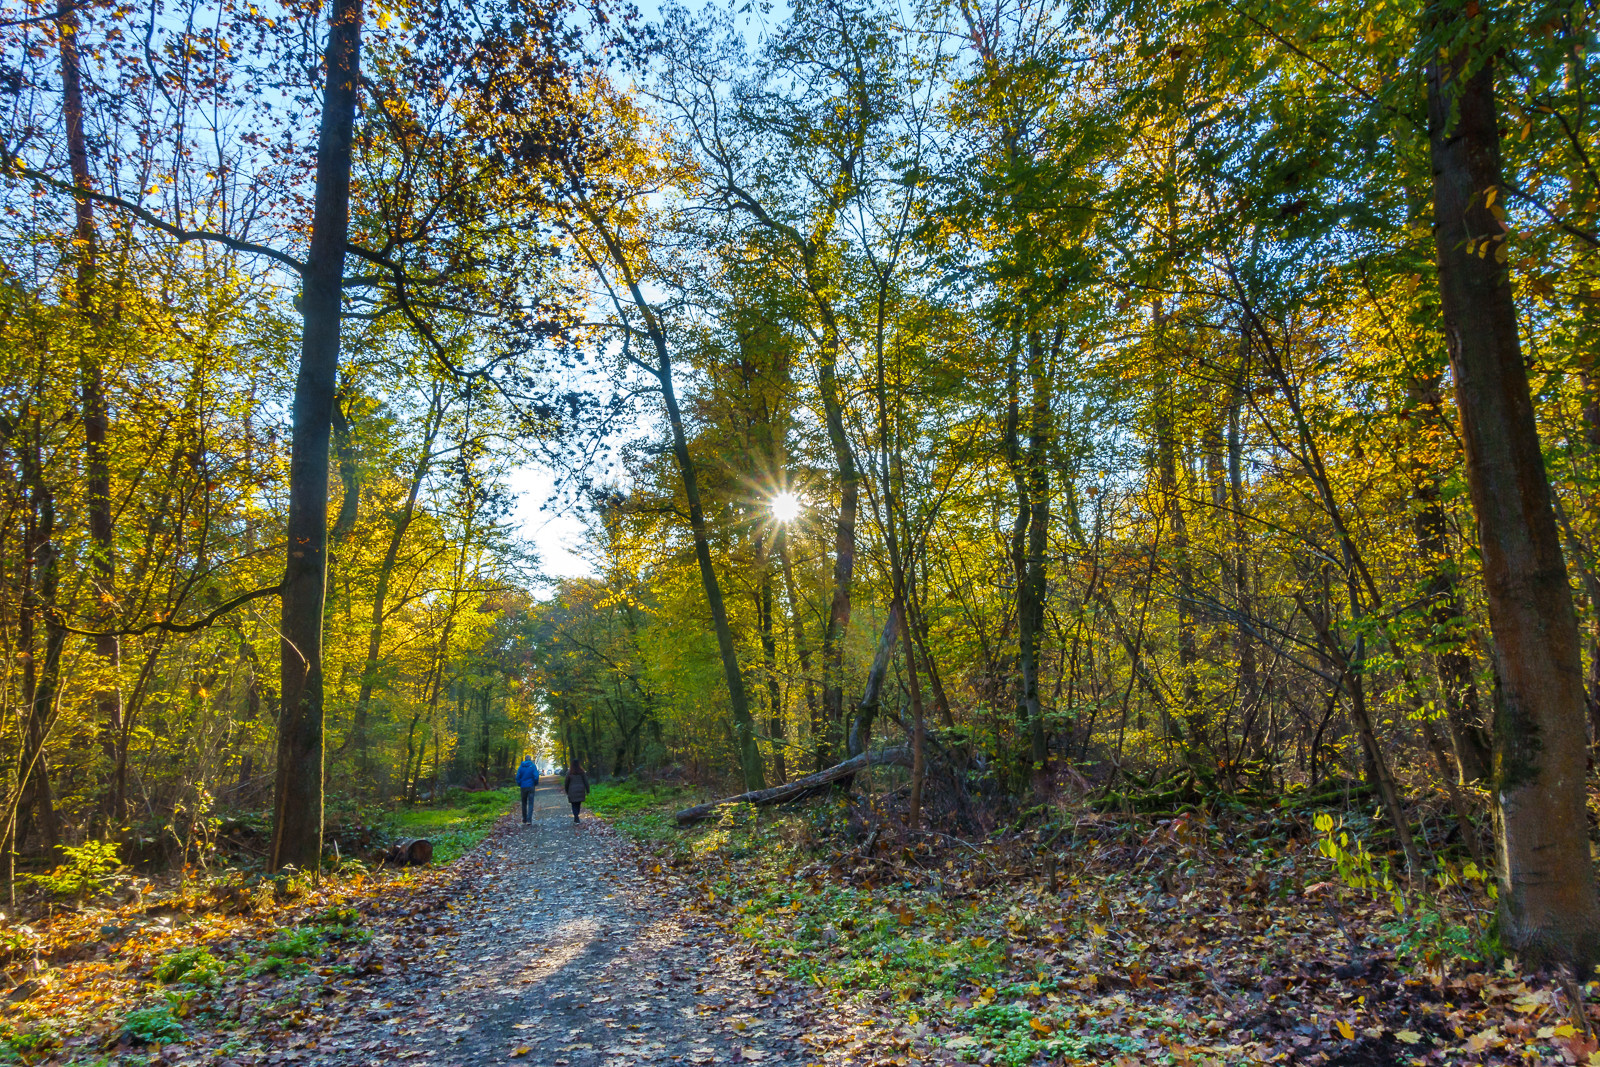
0, 787, 517, 1064
391, 786, 517, 864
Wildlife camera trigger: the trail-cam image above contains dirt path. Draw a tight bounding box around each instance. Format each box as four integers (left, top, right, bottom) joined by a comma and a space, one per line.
310, 783, 844, 1067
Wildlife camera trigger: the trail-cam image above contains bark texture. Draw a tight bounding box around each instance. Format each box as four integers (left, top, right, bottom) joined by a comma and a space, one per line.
272, 0, 364, 871
1427, 26, 1600, 969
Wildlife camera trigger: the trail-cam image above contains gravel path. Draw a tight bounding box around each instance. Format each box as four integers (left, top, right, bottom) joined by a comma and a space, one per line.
315, 782, 835, 1067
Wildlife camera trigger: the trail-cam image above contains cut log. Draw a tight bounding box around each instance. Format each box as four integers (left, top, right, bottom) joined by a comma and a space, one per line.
380, 838, 433, 866
674, 746, 910, 824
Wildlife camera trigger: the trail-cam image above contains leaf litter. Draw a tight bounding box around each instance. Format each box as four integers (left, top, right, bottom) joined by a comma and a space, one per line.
5, 785, 1598, 1066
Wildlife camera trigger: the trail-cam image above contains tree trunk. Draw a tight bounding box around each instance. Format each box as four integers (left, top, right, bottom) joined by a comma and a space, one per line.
1227, 363, 1259, 755
1345, 646, 1423, 877
756, 540, 786, 784
905, 607, 927, 829
57, 0, 125, 828
1155, 388, 1201, 750
1003, 337, 1031, 780
848, 600, 903, 758
674, 745, 911, 824
817, 304, 858, 768
272, 0, 364, 872
1406, 372, 1493, 783
777, 528, 821, 770
18, 426, 62, 852
351, 384, 445, 778
1427, 27, 1600, 969
329, 379, 361, 544
657, 344, 765, 792
1018, 330, 1052, 778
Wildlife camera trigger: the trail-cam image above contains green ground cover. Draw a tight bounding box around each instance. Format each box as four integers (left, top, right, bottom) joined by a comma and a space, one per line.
390, 786, 517, 864
587, 780, 1563, 1067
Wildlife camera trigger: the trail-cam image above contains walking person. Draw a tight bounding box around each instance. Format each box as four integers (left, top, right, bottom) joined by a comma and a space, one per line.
517, 755, 539, 824
563, 759, 589, 824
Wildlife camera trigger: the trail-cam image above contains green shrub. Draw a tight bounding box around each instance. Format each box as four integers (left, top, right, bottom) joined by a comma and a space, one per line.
314, 906, 360, 927
152, 946, 223, 987
0, 1019, 61, 1061
122, 1006, 184, 1045
21, 841, 121, 898
265, 926, 321, 958
0, 927, 34, 967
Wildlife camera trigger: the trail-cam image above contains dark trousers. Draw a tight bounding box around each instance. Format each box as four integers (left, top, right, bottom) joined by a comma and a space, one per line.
571, 800, 582, 822
521, 786, 536, 822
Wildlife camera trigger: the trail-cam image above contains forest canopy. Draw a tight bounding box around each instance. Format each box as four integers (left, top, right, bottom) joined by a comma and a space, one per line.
3, 0, 1600, 976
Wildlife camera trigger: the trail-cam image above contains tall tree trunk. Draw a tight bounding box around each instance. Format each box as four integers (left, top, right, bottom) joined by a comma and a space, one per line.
1003, 336, 1031, 781
18, 423, 62, 852
1155, 388, 1201, 748
575, 198, 764, 792
271, 0, 364, 872
658, 344, 764, 791
57, 0, 124, 827
905, 614, 926, 828
777, 527, 822, 770
848, 599, 903, 757
816, 303, 858, 769
1406, 372, 1493, 782
1227, 363, 1259, 753
1427, 21, 1600, 969
329, 379, 361, 544
908, 553, 954, 728
757, 547, 787, 784
350, 384, 445, 779
1018, 330, 1052, 778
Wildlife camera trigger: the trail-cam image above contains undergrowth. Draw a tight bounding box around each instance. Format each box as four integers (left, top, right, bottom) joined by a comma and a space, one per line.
593, 778, 1586, 1066
390, 786, 516, 864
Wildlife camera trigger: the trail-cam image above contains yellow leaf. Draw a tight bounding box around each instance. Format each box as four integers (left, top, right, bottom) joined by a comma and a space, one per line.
1394, 1029, 1421, 1044
907, 1011, 919, 1025
1335, 1020, 1354, 1040
1091, 923, 1107, 937
1029, 1018, 1053, 1035
510, 1047, 530, 1058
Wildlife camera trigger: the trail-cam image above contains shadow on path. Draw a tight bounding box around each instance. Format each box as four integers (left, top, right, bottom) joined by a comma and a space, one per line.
316, 782, 831, 1067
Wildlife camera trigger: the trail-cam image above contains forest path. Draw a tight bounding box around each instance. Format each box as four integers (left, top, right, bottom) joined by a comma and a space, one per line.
315, 782, 840, 1067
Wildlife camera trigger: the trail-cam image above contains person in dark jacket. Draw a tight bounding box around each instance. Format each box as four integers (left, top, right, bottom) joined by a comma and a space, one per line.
516, 756, 539, 823
563, 760, 589, 823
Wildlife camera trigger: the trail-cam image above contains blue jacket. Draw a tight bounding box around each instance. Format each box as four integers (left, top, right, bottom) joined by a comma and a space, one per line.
516, 759, 539, 787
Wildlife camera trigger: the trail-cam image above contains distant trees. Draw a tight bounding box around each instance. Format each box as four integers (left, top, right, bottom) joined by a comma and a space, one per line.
0, 0, 598, 880
5, 0, 1600, 976
515, 0, 1600, 975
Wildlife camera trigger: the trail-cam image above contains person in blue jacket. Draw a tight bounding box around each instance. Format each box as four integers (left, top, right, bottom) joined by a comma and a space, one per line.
516, 756, 540, 824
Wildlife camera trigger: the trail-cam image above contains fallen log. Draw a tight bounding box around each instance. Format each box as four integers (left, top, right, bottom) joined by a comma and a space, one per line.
674, 746, 911, 824
378, 838, 434, 866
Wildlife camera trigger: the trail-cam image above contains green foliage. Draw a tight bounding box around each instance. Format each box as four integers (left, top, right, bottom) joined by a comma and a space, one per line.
0, 1019, 61, 1063
585, 781, 666, 815
152, 946, 223, 987
120, 1006, 185, 1045
266, 926, 322, 959
1311, 813, 1404, 915
244, 915, 371, 977
314, 906, 361, 927
583, 781, 690, 842
390, 786, 515, 864
20, 841, 121, 898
